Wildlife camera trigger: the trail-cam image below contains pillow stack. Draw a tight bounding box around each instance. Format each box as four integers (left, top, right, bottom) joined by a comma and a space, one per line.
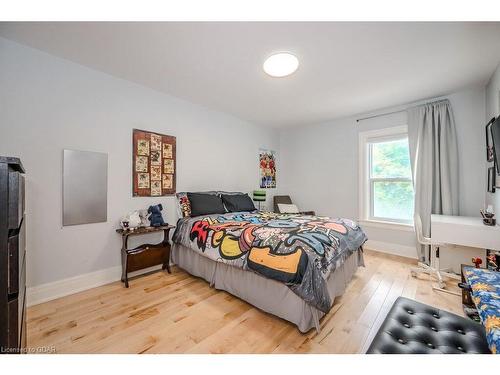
176, 191, 256, 217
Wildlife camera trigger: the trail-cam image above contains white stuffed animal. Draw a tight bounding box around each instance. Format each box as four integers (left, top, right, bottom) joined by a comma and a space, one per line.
127, 211, 142, 229
138, 209, 149, 227
120, 211, 141, 230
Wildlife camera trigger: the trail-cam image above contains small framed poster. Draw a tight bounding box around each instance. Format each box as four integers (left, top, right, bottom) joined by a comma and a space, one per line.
133, 129, 176, 196
259, 149, 276, 188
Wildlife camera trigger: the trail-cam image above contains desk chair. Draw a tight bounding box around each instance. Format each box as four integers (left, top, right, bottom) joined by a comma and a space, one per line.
410, 214, 460, 295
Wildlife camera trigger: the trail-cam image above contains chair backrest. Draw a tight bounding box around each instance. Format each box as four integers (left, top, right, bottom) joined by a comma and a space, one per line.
273, 195, 293, 213
414, 213, 432, 245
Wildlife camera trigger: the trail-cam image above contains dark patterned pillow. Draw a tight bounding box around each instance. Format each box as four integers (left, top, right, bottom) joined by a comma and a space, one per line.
221, 193, 256, 212
176, 191, 220, 218
188, 193, 226, 216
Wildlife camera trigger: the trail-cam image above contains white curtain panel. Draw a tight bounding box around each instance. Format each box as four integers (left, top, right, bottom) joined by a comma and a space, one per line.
407, 99, 459, 262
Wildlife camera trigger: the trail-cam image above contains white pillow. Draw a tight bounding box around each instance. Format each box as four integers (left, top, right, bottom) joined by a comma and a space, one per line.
278, 203, 300, 214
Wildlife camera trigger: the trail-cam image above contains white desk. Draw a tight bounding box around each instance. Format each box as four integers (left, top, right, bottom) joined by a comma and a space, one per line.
431, 214, 500, 251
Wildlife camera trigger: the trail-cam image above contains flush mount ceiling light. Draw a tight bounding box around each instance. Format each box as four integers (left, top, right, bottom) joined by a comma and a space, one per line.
263, 53, 299, 78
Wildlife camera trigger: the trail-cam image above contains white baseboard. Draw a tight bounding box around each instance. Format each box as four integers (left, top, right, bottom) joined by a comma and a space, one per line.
27, 264, 163, 307
364, 239, 417, 259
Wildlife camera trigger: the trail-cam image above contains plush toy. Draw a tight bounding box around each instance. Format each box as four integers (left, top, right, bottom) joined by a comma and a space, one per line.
472, 257, 483, 268
138, 209, 149, 227
148, 204, 165, 227
120, 219, 130, 230
487, 253, 499, 271
120, 211, 141, 230
128, 211, 142, 229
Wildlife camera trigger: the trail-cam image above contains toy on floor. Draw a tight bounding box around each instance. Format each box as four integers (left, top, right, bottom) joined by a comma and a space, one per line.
148, 204, 165, 227
487, 253, 500, 271
472, 257, 483, 268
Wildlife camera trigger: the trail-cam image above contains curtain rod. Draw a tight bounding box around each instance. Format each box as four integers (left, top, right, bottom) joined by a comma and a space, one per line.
355, 99, 449, 123
355, 109, 405, 123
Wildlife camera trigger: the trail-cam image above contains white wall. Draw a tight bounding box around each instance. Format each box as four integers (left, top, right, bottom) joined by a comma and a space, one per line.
0, 35, 491, 303
0, 38, 279, 290
486, 62, 500, 215
279, 86, 486, 262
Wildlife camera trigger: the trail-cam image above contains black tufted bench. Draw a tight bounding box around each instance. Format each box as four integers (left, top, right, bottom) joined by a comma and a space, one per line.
366, 297, 491, 354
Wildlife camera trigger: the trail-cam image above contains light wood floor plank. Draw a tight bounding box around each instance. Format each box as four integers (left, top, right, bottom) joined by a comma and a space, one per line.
27, 250, 462, 353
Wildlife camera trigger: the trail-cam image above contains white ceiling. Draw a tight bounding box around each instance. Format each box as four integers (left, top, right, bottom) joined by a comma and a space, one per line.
2, 22, 500, 128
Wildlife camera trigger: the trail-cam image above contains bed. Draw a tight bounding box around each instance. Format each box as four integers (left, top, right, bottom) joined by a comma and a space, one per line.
171, 206, 367, 333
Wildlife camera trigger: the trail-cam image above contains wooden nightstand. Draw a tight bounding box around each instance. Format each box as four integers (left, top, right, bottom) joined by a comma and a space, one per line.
116, 225, 175, 287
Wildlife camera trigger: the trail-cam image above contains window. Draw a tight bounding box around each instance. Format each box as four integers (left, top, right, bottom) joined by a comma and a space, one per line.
359, 126, 414, 226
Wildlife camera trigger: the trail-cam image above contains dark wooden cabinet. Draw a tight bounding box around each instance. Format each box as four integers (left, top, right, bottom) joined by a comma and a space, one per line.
116, 225, 175, 288
0, 157, 26, 354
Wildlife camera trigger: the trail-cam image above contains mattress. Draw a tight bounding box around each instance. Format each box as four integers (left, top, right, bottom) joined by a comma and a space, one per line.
173, 211, 368, 313
171, 242, 364, 332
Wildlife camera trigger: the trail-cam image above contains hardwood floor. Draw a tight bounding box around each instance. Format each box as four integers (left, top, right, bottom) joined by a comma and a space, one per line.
27, 249, 462, 354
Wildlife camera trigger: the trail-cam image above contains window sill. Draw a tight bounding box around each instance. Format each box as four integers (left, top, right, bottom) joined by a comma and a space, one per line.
358, 219, 414, 232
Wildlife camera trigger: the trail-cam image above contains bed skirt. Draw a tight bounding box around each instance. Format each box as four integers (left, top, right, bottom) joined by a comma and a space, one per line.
171, 243, 364, 333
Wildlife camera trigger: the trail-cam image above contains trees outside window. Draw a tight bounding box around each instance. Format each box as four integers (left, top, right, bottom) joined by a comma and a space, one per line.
360, 126, 414, 225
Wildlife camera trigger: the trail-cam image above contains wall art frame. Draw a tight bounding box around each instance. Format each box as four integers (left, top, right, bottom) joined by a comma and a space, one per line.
132, 129, 176, 197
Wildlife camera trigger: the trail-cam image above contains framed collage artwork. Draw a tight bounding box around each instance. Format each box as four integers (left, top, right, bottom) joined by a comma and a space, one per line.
132, 129, 176, 196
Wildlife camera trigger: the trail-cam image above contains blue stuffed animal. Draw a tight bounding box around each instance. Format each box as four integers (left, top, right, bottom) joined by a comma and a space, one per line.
148, 204, 165, 227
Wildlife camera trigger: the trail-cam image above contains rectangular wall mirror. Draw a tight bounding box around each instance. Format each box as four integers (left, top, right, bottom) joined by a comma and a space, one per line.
63, 149, 108, 226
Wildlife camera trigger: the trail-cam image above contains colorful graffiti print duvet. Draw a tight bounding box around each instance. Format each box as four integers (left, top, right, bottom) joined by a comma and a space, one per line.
173, 212, 367, 313
463, 266, 500, 354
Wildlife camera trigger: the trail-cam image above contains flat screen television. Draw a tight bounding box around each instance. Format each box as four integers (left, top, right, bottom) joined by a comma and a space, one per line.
491, 116, 500, 174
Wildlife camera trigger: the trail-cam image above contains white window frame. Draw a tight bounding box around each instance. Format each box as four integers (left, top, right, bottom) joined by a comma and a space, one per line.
358, 125, 414, 230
